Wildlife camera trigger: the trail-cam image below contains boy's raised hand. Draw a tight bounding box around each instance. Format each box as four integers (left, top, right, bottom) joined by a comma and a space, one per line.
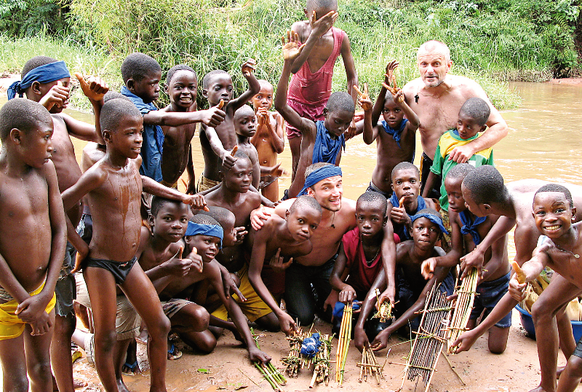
310, 10, 338, 38
383, 60, 405, 103
282, 30, 303, 61
165, 247, 196, 276
391, 197, 411, 226
201, 101, 226, 128
75, 73, 109, 102
354, 83, 372, 111
241, 59, 256, 77
39, 81, 69, 112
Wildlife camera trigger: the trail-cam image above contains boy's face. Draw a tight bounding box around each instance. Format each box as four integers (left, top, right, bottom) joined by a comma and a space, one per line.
286, 207, 321, 242
167, 70, 197, 109
19, 119, 55, 168
307, 175, 343, 212
461, 183, 490, 217
130, 70, 161, 104
457, 110, 485, 140
391, 168, 420, 203
223, 158, 252, 193
355, 202, 386, 238
152, 202, 189, 243
234, 109, 257, 138
411, 217, 440, 250
106, 115, 143, 159
203, 74, 233, 106
444, 177, 466, 213
251, 83, 274, 111
323, 108, 353, 137
186, 235, 220, 263
219, 217, 237, 247
533, 192, 576, 240
382, 99, 404, 129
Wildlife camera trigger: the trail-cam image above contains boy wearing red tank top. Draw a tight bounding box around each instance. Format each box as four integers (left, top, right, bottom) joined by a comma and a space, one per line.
286, 0, 358, 178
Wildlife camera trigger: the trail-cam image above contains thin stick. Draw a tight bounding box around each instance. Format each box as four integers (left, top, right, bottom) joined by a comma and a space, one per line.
443, 353, 466, 386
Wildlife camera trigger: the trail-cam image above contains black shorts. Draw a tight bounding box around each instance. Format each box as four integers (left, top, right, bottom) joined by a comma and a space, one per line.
420, 152, 441, 200
85, 256, 138, 285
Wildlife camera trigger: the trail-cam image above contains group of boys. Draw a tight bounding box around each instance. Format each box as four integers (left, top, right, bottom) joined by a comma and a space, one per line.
1, 1, 580, 392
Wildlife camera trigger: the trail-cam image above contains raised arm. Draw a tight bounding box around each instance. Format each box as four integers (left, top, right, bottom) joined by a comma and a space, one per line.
228, 59, 261, 111
141, 176, 207, 210
274, 32, 316, 137
143, 106, 225, 128
289, 11, 338, 74
340, 34, 358, 102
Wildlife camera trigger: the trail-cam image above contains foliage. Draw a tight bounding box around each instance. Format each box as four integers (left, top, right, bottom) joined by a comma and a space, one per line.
0, 0, 69, 36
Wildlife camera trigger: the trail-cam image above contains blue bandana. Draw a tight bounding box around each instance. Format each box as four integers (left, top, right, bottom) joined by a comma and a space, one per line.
185, 222, 223, 248
7, 61, 70, 100
410, 213, 449, 235
298, 165, 342, 196
381, 118, 408, 148
312, 120, 345, 164
459, 210, 487, 245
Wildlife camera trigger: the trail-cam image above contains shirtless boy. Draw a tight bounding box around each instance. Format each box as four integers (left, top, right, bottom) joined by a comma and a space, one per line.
205, 152, 280, 331
452, 166, 582, 392
401, 40, 507, 198
361, 62, 419, 197
276, 32, 355, 198
12, 55, 108, 392
61, 98, 206, 392
199, 60, 260, 191
172, 214, 270, 363
358, 209, 453, 351
250, 80, 285, 202
247, 196, 322, 334
386, 162, 436, 242
233, 105, 261, 189
0, 99, 66, 392
286, 0, 357, 176
422, 164, 511, 354
120, 54, 225, 182
509, 184, 582, 392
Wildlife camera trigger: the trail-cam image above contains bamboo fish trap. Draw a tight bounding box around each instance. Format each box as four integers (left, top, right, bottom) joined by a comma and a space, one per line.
446, 267, 479, 354
335, 301, 353, 385
282, 328, 332, 387
357, 346, 384, 384
402, 284, 452, 392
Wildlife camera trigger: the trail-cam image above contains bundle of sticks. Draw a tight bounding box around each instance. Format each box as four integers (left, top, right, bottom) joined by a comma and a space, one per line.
310, 333, 332, 388
335, 301, 353, 385
372, 288, 394, 323
283, 330, 307, 377
446, 267, 479, 354
357, 346, 384, 384
253, 332, 286, 390
403, 284, 452, 392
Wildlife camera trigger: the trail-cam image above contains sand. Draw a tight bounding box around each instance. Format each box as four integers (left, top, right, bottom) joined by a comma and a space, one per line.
70, 311, 582, 392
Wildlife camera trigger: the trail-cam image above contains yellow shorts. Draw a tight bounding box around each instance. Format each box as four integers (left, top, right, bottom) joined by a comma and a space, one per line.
212, 264, 273, 322
0, 283, 56, 341
197, 174, 220, 193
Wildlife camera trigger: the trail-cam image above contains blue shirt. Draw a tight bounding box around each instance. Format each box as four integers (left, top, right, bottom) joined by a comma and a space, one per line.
121, 86, 164, 182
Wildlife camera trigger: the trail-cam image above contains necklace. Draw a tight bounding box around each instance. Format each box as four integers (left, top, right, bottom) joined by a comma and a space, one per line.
555, 244, 580, 258
330, 211, 336, 229
365, 247, 381, 263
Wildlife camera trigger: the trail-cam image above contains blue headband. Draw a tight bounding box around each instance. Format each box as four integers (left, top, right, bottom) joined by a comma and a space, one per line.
7, 61, 71, 100
298, 166, 343, 196
185, 222, 223, 248
410, 213, 449, 235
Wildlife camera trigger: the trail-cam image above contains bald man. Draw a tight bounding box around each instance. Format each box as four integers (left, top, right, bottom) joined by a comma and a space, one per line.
401, 40, 508, 198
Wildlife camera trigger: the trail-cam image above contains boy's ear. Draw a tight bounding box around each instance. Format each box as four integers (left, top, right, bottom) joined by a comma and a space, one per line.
9, 128, 22, 144
164, 83, 169, 94
285, 209, 290, 219
202, 87, 209, 98
479, 124, 487, 133
303, 7, 308, 17
148, 215, 155, 230
482, 203, 492, 213
30, 81, 43, 97
126, 78, 136, 92
383, 215, 388, 226
323, 108, 329, 117
102, 129, 112, 143
572, 207, 577, 221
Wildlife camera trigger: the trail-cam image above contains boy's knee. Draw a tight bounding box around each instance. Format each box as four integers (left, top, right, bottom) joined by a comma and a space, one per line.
186, 306, 210, 332
54, 313, 76, 336
95, 330, 117, 352
196, 336, 217, 354
566, 355, 582, 378
149, 314, 171, 338
255, 313, 281, 332
28, 359, 52, 385
294, 311, 315, 327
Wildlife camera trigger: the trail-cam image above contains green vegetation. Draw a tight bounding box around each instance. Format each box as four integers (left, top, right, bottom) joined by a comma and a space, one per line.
1, 0, 580, 110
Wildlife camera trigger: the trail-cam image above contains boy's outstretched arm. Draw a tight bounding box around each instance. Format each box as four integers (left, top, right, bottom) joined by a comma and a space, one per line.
379, 219, 397, 306
207, 262, 270, 363
141, 176, 207, 210
329, 245, 356, 303
203, 126, 237, 171
247, 228, 297, 335
275, 32, 317, 139
422, 213, 463, 278
61, 165, 106, 211
354, 271, 386, 352
144, 106, 226, 128
227, 59, 261, 111
289, 11, 338, 74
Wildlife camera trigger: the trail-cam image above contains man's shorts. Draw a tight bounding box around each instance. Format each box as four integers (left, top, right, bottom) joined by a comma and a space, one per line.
55, 243, 77, 317
211, 264, 272, 322
161, 298, 192, 319
572, 334, 582, 359
0, 282, 56, 340
471, 271, 512, 328
198, 174, 221, 193
367, 181, 393, 198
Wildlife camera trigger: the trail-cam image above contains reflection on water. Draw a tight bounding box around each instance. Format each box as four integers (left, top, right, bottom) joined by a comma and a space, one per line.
2, 81, 581, 199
